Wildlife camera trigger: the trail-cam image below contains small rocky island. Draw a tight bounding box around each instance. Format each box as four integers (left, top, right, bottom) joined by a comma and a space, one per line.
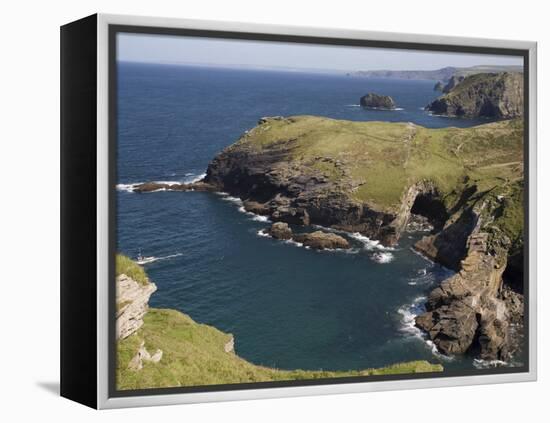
426, 72, 523, 119
360, 93, 396, 109
132, 115, 524, 363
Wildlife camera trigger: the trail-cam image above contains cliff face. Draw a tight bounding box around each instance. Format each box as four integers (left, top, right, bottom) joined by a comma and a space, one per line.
116, 273, 157, 340
130, 115, 524, 362
202, 116, 524, 361
426, 72, 524, 119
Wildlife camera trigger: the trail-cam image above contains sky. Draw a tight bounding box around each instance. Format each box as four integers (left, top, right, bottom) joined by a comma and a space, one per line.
117, 33, 523, 73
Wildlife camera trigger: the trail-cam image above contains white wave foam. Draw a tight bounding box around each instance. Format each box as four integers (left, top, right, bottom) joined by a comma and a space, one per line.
349, 232, 395, 251
371, 251, 394, 263
397, 296, 454, 362
394, 107, 405, 111
251, 214, 270, 222
116, 183, 141, 193
221, 195, 243, 205
184, 172, 207, 183
136, 252, 183, 265
472, 358, 508, 369
345, 104, 361, 107
284, 239, 304, 248
257, 229, 271, 238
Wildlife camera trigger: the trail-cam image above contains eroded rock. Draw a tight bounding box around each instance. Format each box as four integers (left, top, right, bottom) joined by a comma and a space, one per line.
360, 93, 396, 109
268, 222, 293, 240
293, 231, 350, 250
116, 274, 157, 340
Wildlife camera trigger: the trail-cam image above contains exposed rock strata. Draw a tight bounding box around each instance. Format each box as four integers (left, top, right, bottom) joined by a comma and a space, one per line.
442, 75, 465, 93
133, 116, 524, 361
415, 204, 522, 361
426, 72, 523, 119
116, 274, 157, 340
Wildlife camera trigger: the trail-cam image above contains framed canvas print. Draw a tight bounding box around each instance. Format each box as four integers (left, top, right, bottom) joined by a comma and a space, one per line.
60, 14, 537, 409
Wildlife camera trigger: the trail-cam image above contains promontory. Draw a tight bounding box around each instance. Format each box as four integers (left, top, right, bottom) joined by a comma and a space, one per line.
133, 115, 525, 362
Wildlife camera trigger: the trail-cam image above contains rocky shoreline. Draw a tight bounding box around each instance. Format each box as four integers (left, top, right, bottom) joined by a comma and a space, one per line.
129, 115, 525, 363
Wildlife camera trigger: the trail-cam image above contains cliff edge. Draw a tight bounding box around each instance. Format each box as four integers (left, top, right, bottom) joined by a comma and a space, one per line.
426, 72, 524, 119
115, 254, 442, 390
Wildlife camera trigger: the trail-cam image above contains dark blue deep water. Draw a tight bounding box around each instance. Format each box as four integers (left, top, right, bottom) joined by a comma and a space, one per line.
116, 62, 493, 372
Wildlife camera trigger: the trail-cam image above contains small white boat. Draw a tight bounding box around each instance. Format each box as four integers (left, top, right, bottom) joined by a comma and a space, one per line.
136, 250, 156, 265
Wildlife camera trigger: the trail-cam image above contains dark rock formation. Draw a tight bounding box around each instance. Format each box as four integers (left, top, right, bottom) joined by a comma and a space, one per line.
268, 222, 293, 240
426, 72, 524, 119
415, 209, 523, 361
243, 200, 270, 215
442, 75, 465, 93
433, 81, 444, 92
132, 180, 217, 193
134, 116, 524, 361
360, 93, 396, 109
293, 231, 350, 250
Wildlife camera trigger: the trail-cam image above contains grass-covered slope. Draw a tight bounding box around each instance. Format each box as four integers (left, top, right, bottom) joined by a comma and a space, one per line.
115, 254, 442, 390
116, 254, 149, 286
226, 115, 523, 211
426, 72, 524, 119
117, 308, 442, 390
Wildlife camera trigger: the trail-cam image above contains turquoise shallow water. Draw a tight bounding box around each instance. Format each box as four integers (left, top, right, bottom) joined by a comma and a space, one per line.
116, 62, 494, 371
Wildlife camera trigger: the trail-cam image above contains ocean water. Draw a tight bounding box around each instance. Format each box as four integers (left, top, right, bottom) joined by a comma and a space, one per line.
116, 62, 495, 372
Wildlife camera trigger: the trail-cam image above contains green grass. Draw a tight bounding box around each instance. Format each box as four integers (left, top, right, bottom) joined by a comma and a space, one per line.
115, 254, 149, 286
117, 308, 443, 390
238, 116, 523, 214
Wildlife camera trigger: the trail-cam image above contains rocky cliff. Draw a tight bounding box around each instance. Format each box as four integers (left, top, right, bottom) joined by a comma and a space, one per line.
426, 72, 524, 119
116, 273, 157, 340
131, 115, 524, 362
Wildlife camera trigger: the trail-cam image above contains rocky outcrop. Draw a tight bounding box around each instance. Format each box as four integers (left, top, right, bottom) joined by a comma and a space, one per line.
116, 274, 157, 340
132, 180, 217, 193
268, 222, 293, 240
442, 75, 465, 93
360, 93, 396, 109
128, 341, 163, 371
133, 116, 524, 361
433, 81, 444, 92
415, 204, 523, 360
294, 231, 350, 250
426, 72, 524, 119
267, 222, 350, 249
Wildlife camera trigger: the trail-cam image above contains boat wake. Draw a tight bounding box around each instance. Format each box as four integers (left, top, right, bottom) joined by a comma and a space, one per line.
136, 253, 183, 265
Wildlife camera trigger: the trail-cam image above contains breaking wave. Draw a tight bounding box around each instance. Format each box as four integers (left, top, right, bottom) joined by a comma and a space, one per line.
397, 295, 454, 362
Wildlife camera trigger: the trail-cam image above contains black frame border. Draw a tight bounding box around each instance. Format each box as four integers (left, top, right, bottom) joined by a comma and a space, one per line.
107, 23, 530, 399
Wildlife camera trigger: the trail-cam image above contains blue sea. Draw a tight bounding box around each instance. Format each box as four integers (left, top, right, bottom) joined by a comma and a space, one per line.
116, 62, 495, 372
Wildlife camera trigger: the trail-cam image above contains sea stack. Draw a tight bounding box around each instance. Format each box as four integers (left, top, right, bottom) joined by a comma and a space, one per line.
359, 93, 396, 110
